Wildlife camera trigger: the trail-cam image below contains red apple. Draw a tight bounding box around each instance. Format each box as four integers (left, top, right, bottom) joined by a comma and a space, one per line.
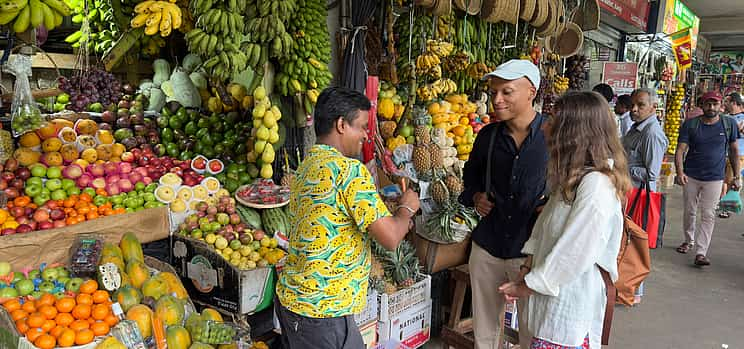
1, 228, 15, 235
33, 209, 50, 222
37, 221, 53, 230
49, 209, 65, 221
121, 152, 135, 163
4, 158, 18, 172
16, 224, 32, 234
10, 206, 24, 218
53, 220, 66, 228
0, 180, 7, 190
1, 171, 14, 182
4, 187, 19, 199
11, 178, 24, 190
14, 167, 31, 181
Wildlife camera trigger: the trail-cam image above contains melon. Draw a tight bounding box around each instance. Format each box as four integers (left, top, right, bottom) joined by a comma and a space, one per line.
126, 304, 154, 338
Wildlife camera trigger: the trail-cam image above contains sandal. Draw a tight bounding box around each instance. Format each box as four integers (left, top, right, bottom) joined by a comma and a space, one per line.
719, 211, 730, 218
694, 254, 711, 266
676, 242, 693, 254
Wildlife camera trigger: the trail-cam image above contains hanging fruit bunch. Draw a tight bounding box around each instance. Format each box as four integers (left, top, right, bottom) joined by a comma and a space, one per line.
665, 84, 684, 154
185, 0, 248, 80
246, 86, 282, 179
1, 0, 69, 33
130, 0, 182, 37
565, 55, 589, 90
395, 12, 433, 81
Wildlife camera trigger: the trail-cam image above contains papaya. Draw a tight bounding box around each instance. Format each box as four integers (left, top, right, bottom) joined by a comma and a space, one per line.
120, 272, 132, 288
166, 325, 192, 349
126, 260, 150, 289
189, 343, 215, 349
99, 255, 125, 272
154, 272, 189, 300
114, 285, 142, 312
102, 242, 124, 260
120, 232, 145, 263
96, 336, 127, 349
126, 304, 154, 338
201, 308, 223, 323
155, 295, 185, 326
141, 277, 169, 300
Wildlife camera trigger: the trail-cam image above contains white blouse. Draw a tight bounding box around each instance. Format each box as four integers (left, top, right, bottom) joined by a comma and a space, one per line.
522, 172, 623, 348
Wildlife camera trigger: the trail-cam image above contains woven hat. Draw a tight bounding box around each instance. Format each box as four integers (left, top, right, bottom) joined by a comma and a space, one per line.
502, 0, 521, 24
554, 0, 566, 33
431, 0, 452, 16
552, 22, 584, 57
520, 0, 537, 21
571, 0, 600, 31
535, 0, 556, 37
480, 0, 503, 23
529, 0, 550, 28
454, 0, 482, 15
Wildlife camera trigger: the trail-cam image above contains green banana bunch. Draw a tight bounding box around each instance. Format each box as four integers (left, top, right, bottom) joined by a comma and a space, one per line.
202, 45, 249, 81
240, 0, 295, 60
395, 13, 434, 81
65, 0, 120, 53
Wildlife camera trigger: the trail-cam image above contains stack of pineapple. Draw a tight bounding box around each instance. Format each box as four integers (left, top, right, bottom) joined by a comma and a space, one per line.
371, 240, 421, 294
664, 84, 684, 154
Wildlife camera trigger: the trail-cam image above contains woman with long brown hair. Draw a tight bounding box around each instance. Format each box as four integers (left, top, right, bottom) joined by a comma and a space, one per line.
499, 92, 632, 349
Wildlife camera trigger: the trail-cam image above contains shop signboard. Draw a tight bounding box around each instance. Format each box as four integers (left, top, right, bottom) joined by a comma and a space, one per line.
597, 0, 650, 31
602, 62, 638, 96
661, 0, 700, 51
709, 52, 744, 74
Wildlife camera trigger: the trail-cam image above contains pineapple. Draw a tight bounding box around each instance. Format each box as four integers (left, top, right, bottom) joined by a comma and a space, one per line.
430, 143, 444, 172
430, 179, 450, 205
370, 256, 385, 279
384, 280, 398, 294
414, 125, 431, 144
412, 144, 432, 178
444, 175, 463, 199
381, 240, 421, 289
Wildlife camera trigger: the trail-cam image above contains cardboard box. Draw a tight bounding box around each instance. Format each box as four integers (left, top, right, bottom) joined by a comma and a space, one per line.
378, 275, 431, 323
359, 320, 378, 349
0, 206, 170, 267
355, 288, 380, 326
378, 299, 431, 349
410, 233, 470, 274
171, 234, 274, 315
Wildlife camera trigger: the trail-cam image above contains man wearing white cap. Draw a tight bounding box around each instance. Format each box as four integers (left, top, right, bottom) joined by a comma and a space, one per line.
460, 59, 547, 349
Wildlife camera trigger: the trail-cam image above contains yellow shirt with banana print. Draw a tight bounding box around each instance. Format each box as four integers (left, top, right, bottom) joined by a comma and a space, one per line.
276, 144, 390, 318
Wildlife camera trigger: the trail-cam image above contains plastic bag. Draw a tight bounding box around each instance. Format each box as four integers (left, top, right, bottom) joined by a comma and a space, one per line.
7, 55, 46, 137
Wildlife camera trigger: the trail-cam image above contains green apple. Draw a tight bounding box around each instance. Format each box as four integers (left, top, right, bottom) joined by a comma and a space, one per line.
190, 229, 203, 239
66, 187, 81, 196
55, 267, 69, 278
83, 188, 96, 197
11, 271, 23, 283
53, 291, 66, 299
93, 195, 108, 206
145, 183, 158, 193
15, 279, 35, 296
229, 239, 242, 250
30, 164, 47, 178
0, 262, 10, 277
24, 184, 41, 197
0, 287, 19, 298
51, 189, 67, 201
144, 201, 158, 209
57, 276, 70, 286
45, 178, 62, 191
31, 291, 43, 299
34, 193, 50, 206
28, 270, 40, 280
41, 267, 59, 281
40, 188, 51, 197
65, 277, 83, 292
61, 179, 76, 190
26, 177, 43, 188
46, 167, 62, 179
143, 193, 156, 203
135, 182, 146, 191
38, 280, 54, 293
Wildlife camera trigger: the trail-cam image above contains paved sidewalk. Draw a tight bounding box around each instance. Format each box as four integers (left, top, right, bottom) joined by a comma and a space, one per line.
427, 186, 744, 348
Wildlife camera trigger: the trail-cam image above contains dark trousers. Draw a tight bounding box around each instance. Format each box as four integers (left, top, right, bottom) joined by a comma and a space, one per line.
274, 298, 364, 349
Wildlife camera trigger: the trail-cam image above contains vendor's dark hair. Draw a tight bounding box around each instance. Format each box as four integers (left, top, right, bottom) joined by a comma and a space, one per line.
616, 94, 632, 108
728, 92, 744, 106
314, 86, 371, 137
592, 83, 614, 103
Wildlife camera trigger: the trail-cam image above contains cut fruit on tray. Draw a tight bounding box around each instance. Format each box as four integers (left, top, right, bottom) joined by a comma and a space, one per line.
235, 179, 290, 208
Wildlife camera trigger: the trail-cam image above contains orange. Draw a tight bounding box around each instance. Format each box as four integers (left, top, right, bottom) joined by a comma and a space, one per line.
26, 327, 45, 342
21, 301, 36, 313
38, 305, 57, 320
26, 312, 46, 328
41, 319, 56, 332
55, 312, 74, 327
86, 211, 99, 220
91, 304, 110, 320
63, 198, 76, 208
80, 280, 98, 294
68, 319, 89, 331
71, 304, 91, 320
55, 297, 76, 313
15, 319, 29, 334
77, 206, 90, 215
10, 309, 28, 321
74, 329, 95, 345
49, 325, 66, 338
35, 293, 56, 308
79, 193, 92, 203
34, 333, 56, 349
95, 188, 108, 197
3, 299, 21, 312
91, 321, 110, 336
13, 196, 31, 207
58, 328, 76, 347
103, 314, 119, 327
91, 290, 109, 304
76, 293, 93, 306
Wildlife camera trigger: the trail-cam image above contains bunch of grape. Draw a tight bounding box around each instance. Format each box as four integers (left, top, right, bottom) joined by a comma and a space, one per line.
57, 69, 123, 111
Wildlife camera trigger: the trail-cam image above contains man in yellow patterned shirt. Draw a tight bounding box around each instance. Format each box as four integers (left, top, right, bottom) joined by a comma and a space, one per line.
275, 87, 420, 348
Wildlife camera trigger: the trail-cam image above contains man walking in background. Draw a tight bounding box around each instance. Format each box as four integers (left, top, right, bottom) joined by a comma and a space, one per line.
615, 94, 633, 137
675, 91, 740, 266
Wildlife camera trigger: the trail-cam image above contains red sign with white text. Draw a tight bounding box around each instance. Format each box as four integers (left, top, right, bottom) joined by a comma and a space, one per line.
602, 62, 638, 96
598, 0, 650, 31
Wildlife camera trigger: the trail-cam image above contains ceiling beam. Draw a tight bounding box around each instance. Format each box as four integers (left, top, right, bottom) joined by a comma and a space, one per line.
699, 16, 744, 35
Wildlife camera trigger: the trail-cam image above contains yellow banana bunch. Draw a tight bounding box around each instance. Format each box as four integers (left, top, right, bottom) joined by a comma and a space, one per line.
415, 52, 441, 71
130, 0, 182, 37
2, 0, 68, 33
417, 85, 435, 102
426, 39, 454, 58
443, 51, 470, 72
431, 78, 457, 96
466, 62, 489, 80
436, 14, 454, 39
552, 76, 569, 94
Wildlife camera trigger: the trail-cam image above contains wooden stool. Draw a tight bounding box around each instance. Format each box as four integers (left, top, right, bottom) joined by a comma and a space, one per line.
440, 264, 520, 349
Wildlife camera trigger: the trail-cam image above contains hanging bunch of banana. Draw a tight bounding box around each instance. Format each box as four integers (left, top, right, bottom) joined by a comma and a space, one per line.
395, 11, 433, 81
0, 0, 69, 33
436, 12, 455, 39
274, 0, 332, 117
65, 0, 121, 53
185, 0, 248, 81
242, 0, 295, 60
130, 0, 182, 37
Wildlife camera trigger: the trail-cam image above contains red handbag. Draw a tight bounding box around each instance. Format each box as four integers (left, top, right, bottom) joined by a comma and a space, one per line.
626, 180, 666, 249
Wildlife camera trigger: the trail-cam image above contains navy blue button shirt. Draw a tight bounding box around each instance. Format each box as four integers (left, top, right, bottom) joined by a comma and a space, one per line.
459, 113, 549, 259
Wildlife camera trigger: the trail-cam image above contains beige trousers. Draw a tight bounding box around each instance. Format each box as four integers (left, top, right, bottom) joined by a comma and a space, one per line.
469, 243, 531, 349
683, 177, 724, 256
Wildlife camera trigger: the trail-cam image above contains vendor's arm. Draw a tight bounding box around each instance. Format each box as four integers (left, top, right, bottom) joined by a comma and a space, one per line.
522, 174, 616, 297
459, 124, 494, 207
369, 190, 420, 250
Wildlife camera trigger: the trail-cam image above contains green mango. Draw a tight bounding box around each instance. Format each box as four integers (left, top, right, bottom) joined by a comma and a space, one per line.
161, 128, 174, 143
184, 121, 198, 136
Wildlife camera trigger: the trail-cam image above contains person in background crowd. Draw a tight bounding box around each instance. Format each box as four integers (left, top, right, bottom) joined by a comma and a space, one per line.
623, 88, 669, 191
719, 92, 744, 218
499, 91, 631, 349
615, 94, 633, 137
675, 91, 740, 266
687, 97, 704, 120
460, 59, 548, 349
592, 83, 615, 104
275, 87, 420, 349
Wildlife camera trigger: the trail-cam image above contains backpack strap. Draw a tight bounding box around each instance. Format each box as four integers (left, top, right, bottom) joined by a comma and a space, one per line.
688, 116, 733, 144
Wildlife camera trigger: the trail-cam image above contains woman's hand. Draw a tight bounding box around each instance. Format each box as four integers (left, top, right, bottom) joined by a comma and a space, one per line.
498, 281, 532, 302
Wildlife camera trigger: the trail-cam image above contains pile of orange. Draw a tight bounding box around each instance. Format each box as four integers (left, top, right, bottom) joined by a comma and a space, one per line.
3, 279, 118, 348
6, 192, 127, 227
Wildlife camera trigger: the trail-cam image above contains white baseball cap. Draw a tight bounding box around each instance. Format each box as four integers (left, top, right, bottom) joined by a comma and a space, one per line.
481, 59, 541, 90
